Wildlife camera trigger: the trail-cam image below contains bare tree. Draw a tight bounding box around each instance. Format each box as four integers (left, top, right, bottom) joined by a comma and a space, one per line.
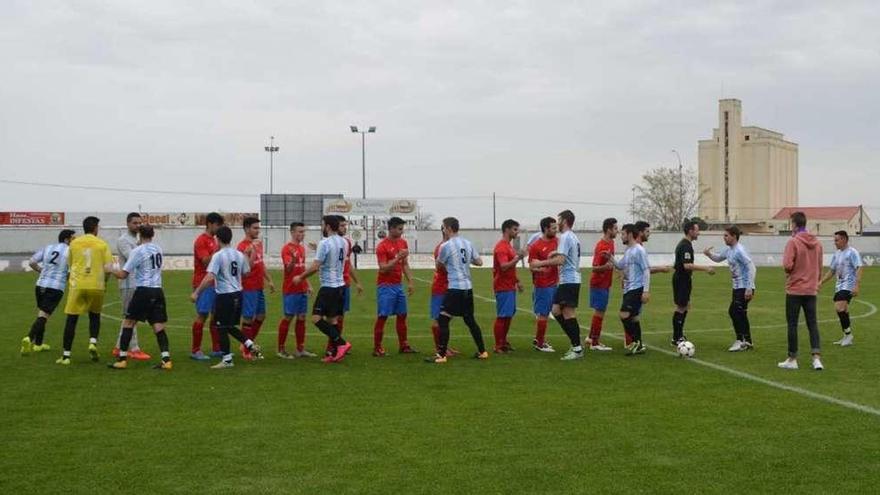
631, 167, 703, 231
415, 211, 435, 230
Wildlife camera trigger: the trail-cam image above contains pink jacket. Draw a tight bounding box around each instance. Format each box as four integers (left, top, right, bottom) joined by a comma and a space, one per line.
783, 231, 824, 296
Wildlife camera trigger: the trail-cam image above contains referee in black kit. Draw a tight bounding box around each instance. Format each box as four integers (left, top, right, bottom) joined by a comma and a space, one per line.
671, 220, 715, 346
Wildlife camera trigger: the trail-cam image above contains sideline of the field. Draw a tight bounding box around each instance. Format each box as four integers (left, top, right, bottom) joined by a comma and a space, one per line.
409, 276, 880, 418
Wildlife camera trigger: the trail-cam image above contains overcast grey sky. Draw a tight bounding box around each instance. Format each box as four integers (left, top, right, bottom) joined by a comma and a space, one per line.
1, 0, 878, 227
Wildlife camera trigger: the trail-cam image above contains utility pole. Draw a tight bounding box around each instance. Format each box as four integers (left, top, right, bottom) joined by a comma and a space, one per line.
492, 192, 497, 229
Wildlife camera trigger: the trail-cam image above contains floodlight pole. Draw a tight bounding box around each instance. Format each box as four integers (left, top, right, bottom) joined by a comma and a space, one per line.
351, 125, 376, 250
264, 136, 279, 195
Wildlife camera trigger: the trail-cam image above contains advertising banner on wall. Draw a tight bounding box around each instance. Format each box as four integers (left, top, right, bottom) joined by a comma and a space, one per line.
322, 198, 418, 218
0, 212, 65, 225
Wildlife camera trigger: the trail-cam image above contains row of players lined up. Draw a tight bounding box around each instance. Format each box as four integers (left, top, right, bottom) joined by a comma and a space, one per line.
21, 209, 863, 371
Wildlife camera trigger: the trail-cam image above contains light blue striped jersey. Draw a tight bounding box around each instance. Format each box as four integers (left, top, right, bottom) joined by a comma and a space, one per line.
711, 243, 756, 290
527, 232, 542, 247
438, 236, 479, 290
31, 242, 70, 291
613, 243, 651, 292
207, 247, 250, 294
830, 246, 862, 292
553, 230, 581, 284
316, 234, 348, 288
123, 243, 164, 288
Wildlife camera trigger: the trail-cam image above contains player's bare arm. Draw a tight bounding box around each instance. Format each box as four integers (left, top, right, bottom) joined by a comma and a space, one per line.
191, 273, 216, 302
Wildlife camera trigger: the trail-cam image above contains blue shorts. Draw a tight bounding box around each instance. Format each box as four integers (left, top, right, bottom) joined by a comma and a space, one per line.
532, 287, 556, 316
590, 288, 610, 312
495, 291, 516, 318
195, 286, 216, 315
343, 286, 351, 313
242, 290, 266, 319
377, 284, 408, 317
430, 294, 444, 320
283, 293, 309, 316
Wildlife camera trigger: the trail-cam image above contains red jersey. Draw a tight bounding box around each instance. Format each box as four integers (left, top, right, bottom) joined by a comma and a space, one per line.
342, 237, 353, 285
493, 239, 519, 292
192, 232, 218, 288
590, 238, 615, 289
432, 242, 448, 295
238, 238, 266, 291
528, 236, 559, 288
281, 242, 308, 294
376, 237, 408, 286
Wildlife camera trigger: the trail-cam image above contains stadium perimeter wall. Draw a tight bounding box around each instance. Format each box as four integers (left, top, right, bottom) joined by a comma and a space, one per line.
0, 227, 877, 273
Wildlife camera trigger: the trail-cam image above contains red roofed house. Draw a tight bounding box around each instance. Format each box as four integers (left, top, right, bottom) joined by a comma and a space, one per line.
770, 206, 872, 236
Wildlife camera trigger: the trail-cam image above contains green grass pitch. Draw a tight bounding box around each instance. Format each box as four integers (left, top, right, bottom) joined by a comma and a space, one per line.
2, 267, 879, 493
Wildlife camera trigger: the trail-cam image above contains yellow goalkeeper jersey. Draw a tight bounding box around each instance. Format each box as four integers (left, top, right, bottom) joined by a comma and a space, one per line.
67, 234, 114, 291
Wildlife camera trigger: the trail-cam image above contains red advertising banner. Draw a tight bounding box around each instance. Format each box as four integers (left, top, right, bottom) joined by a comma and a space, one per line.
0, 212, 65, 225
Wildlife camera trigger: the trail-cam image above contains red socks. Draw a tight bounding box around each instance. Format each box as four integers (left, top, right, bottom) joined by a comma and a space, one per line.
590, 314, 604, 345
374, 316, 388, 349
535, 319, 548, 346
278, 319, 291, 351
252, 319, 263, 339
295, 319, 306, 352
395, 315, 408, 348
493, 317, 511, 348
191, 321, 204, 354
209, 320, 220, 352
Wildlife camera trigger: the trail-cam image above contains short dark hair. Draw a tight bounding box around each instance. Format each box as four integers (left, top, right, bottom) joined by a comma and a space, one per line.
834, 230, 849, 240
540, 217, 556, 233
790, 211, 807, 228
82, 216, 99, 234
126, 212, 141, 223
289, 222, 305, 230
323, 215, 340, 232
725, 225, 742, 240
634, 221, 650, 234
388, 217, 406, 229
58, 229, 75, 243
205, 212, 224, 226
602, 218, 617, 234
442, 217, 460, 233
501, 219, 519, 232
216, 226, 233, 244
334, 215, 347, 223
682, 219, 698, 235
138, 224, 155, 239
558, 210, 575, 228
621, 223, 638, 237
243, 216, 260, 229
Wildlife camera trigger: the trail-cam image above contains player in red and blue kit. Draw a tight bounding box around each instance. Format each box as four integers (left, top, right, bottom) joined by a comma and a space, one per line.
237, 216, 276, 360
190, 212, 224, 360
277, 222, 317, 359
493, 219, 524, 353
588, 218, 617, 351
373, 217, 417, 356
528, 217, 559, 352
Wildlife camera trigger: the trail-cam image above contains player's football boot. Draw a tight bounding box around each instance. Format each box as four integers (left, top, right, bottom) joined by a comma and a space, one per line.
532, 339, 555, 353
777, 358, 798, 370
589, 342, 613, 352
211, 360, 235, 369
834, 334, 854, 347
740, 341, 754, 351
399, 344, 418, 354
153, 360, 173, 371
727, 340, 746, 352
190, 351, 211, 361
240, 344, 254, 361
295, 349, 318, 358
372, 347, 387, 357
129, 350, 152, 361
88, 343, 100, 362
33, 343, 51, 352
560, 348, 584, 360
473, 351, 489, 360
812, 357, 824, 371
108, 360, 127, 370
20, 337, 32, 356
424, 353, 447, 364
249, 344, 264, 361
332, 342, 352, 362
276, 350, 296, 360
55, 356, 71, 366
502, 343, 516, 352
